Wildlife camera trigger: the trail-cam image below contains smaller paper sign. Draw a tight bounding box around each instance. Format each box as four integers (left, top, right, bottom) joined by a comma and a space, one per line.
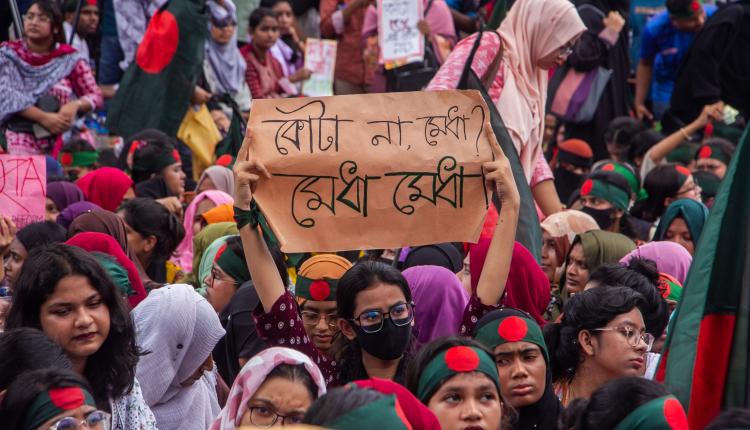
378, 0, 424, 64
0, 155, 47, 229
302, 38, 337, 97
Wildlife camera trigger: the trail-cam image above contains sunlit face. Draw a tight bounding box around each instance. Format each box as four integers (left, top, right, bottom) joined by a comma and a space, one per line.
272, 1, 294, 34
664, 216, 694, 255
45, 197, 60, 222
40, 275, 111, 366
162, 162, 186, 196
564, 243, 588, 296
493, 341, 547, 408
251, 16, 280, 51
427, 372, 503, 430
239, 376, 313, 428
695, 158, 727, 179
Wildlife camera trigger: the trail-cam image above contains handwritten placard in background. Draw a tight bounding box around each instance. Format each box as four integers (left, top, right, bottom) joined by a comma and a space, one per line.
244, 90, 493, 252
302, 38, 337, 97
0, 155, 46, 229
377, 0, 424, 65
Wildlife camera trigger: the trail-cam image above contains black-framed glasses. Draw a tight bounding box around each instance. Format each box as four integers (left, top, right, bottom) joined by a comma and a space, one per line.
248, 405, 305, 428
300, 310, 339, 329
592, 325, 655, 351
209, 266, 239, 288
48, 410, 110, 430
351, 302, 415, 334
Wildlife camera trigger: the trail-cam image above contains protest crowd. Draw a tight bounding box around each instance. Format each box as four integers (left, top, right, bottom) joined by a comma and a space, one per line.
0, 0, 749, 427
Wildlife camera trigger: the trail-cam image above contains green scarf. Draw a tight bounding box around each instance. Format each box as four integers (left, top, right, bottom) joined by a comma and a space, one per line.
613, 396, 688, 430
329, 395, 411, 430
580, 177, 630, 211
23, 386, 96, 430
417, 346, 499, 402
577, 230, 636, 271
474, 313, 549, 362
654, 198, 709, 245
94, 253, 134, 297
597, 162, 648, 201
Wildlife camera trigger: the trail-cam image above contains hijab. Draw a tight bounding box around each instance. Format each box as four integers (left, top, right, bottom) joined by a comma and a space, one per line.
186, 222, 239, 287
201, 204, 235, 225
197, 236, 233, 295
205, 0, 246, 94
210, 347, 327, 430
196, 165, 235, 196
402, 243, 464, 272
470, 240, 551, 325
653, 199, 710, 248
541, 210, 599, 268
619, 242, 693, 285
403, 265, 468, 345
134, 284, 225, 430
66, 232, 147, 308
56, 201, 101, 229
576, 230, 636, 272
496, 0, 586, 181
174, 190, 235, 271
473, 308, 560, 430
45, 155, 64, 179
352, 378, 441, 430
46, 181, 85, 212
75, 167, 133, 212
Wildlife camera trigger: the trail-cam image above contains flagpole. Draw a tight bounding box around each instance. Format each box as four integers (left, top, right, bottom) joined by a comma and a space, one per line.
8, 0, 23, 38
68, 0, 83, 45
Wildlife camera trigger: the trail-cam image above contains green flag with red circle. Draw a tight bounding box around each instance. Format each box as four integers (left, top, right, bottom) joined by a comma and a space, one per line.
106, 0, 207, 139
656, 124, 750, 428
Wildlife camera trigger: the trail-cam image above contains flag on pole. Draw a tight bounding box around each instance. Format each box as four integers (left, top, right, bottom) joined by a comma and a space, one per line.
657, 124, 750, 428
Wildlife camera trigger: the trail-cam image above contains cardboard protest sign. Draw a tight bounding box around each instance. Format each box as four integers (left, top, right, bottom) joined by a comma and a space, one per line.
0, 155, 46, 229
244, 90, 494, 252
302, 38, 337, 97
377, 0, 424, 64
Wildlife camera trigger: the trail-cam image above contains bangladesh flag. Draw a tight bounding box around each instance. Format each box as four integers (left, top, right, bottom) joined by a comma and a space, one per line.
656, 124, 750, 428
106, 0, 207, 139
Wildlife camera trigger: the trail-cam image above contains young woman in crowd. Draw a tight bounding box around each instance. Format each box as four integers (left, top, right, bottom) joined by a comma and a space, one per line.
184, 222, 238, 288
0, 0, 102, 155
56, 201, 101, 229
653, 198, 710, 255
407, 337, 504, 430
134, 284, 225, 430
75, 167, 136, 212
540, 210, 599, 290
45, 181, 85, 222
58, 137, 99, 181
196, 165, 235, 195
561, 377, 688, 429
3, 221, 66, 290
551, 139, 594, 206
241, 8, 309, 99
5, 244, 157, 428
0, 368, 108, 430
620, 241, 692, 286
303, 385, 414, 429
694, 138, 735, 179
577, 171, 650, 242
348, 377, 442, 430
211, 347, 327, 429
544, 286, 652, 406
173, 190, 234, 272
473, 308, 561, 430
118, 198, 185, 284
562, 230, 636, 297
428, 0, 586, 215
631, 164, 702, 223
268, 0, 309, 84
130, 138, 187, 200
203, 236, 253, 313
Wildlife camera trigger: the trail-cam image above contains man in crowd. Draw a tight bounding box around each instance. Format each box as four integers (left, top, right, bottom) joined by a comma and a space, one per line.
63, 0, 100, 64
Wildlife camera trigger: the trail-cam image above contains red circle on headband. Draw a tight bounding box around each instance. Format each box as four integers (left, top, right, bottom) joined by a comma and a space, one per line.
691, 1, 700, 11
216, 155, 233, 167
675, 165, 692, 177
49, 387, 86, 410
602, 163, 616, 172
445, 346, 480, 372
698, 146, 712, 159
60, 153, 73, 166
663, 398, 689, 429
581, 179, 593, 195
309, 280, 331, 301
136, 11, 179, 74
498, 316, 528, 342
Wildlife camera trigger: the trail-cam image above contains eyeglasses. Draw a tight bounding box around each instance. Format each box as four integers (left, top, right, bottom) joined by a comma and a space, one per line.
209, 267, 239, 287
23, 13, 51, 23
592, 325, 655, 351
248, 405, 305, 428
351, 302, 415, 334
49, 411, 110, 430
677, 183, 701, 197
300, 310, 339, 329
557, 42, 575, 60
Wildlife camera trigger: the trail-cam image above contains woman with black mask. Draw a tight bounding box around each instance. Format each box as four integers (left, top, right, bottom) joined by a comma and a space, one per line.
552, 139, 594, 205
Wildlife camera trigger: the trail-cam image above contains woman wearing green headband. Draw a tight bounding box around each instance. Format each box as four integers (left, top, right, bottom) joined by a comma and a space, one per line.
694, 137, 734, 179
632, 163, 702, 223
561, 377, 687, 430
406, 337, 504, 430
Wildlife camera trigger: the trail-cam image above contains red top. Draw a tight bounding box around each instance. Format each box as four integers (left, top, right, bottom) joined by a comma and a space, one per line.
319, 0, 368, 86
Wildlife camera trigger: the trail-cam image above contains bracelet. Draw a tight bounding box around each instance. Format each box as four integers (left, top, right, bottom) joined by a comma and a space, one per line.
679, 127, 691, 141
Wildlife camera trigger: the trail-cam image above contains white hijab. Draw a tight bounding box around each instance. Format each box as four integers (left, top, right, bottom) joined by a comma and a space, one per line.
133, 284, 226, 430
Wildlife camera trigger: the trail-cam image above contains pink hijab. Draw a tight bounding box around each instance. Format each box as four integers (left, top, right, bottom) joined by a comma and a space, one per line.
210, 347, 327, 430
173, 190, 234, 271
619, 241, 693, 285
497, 0, 585, 181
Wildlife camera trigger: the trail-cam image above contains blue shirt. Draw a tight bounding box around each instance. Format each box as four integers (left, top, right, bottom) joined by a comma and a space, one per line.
639, 5, 717, 103
629, 0, 666, 73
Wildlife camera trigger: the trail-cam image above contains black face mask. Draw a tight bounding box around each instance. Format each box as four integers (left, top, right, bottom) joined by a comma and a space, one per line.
581, 206, 616, 230
351, 318, 412, 361
554, 167, 584, 205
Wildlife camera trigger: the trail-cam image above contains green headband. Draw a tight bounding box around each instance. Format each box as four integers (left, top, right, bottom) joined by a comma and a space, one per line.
474, 314, 549, 363
23, 386, 96, 430
580, 178, 630, 211
214, 243, 251, 283
329, 394, 411, 430
417, 346, 499, 402
296, 276, 338, 301
613, 395, 688, 430
59, 151, 98, 167
94, 254, 135, 297
133, 146, 180, 174
668, 0, 702, 18
696, 143, 730, 165
674, 165, 692, 187
599, 162, 648, 201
